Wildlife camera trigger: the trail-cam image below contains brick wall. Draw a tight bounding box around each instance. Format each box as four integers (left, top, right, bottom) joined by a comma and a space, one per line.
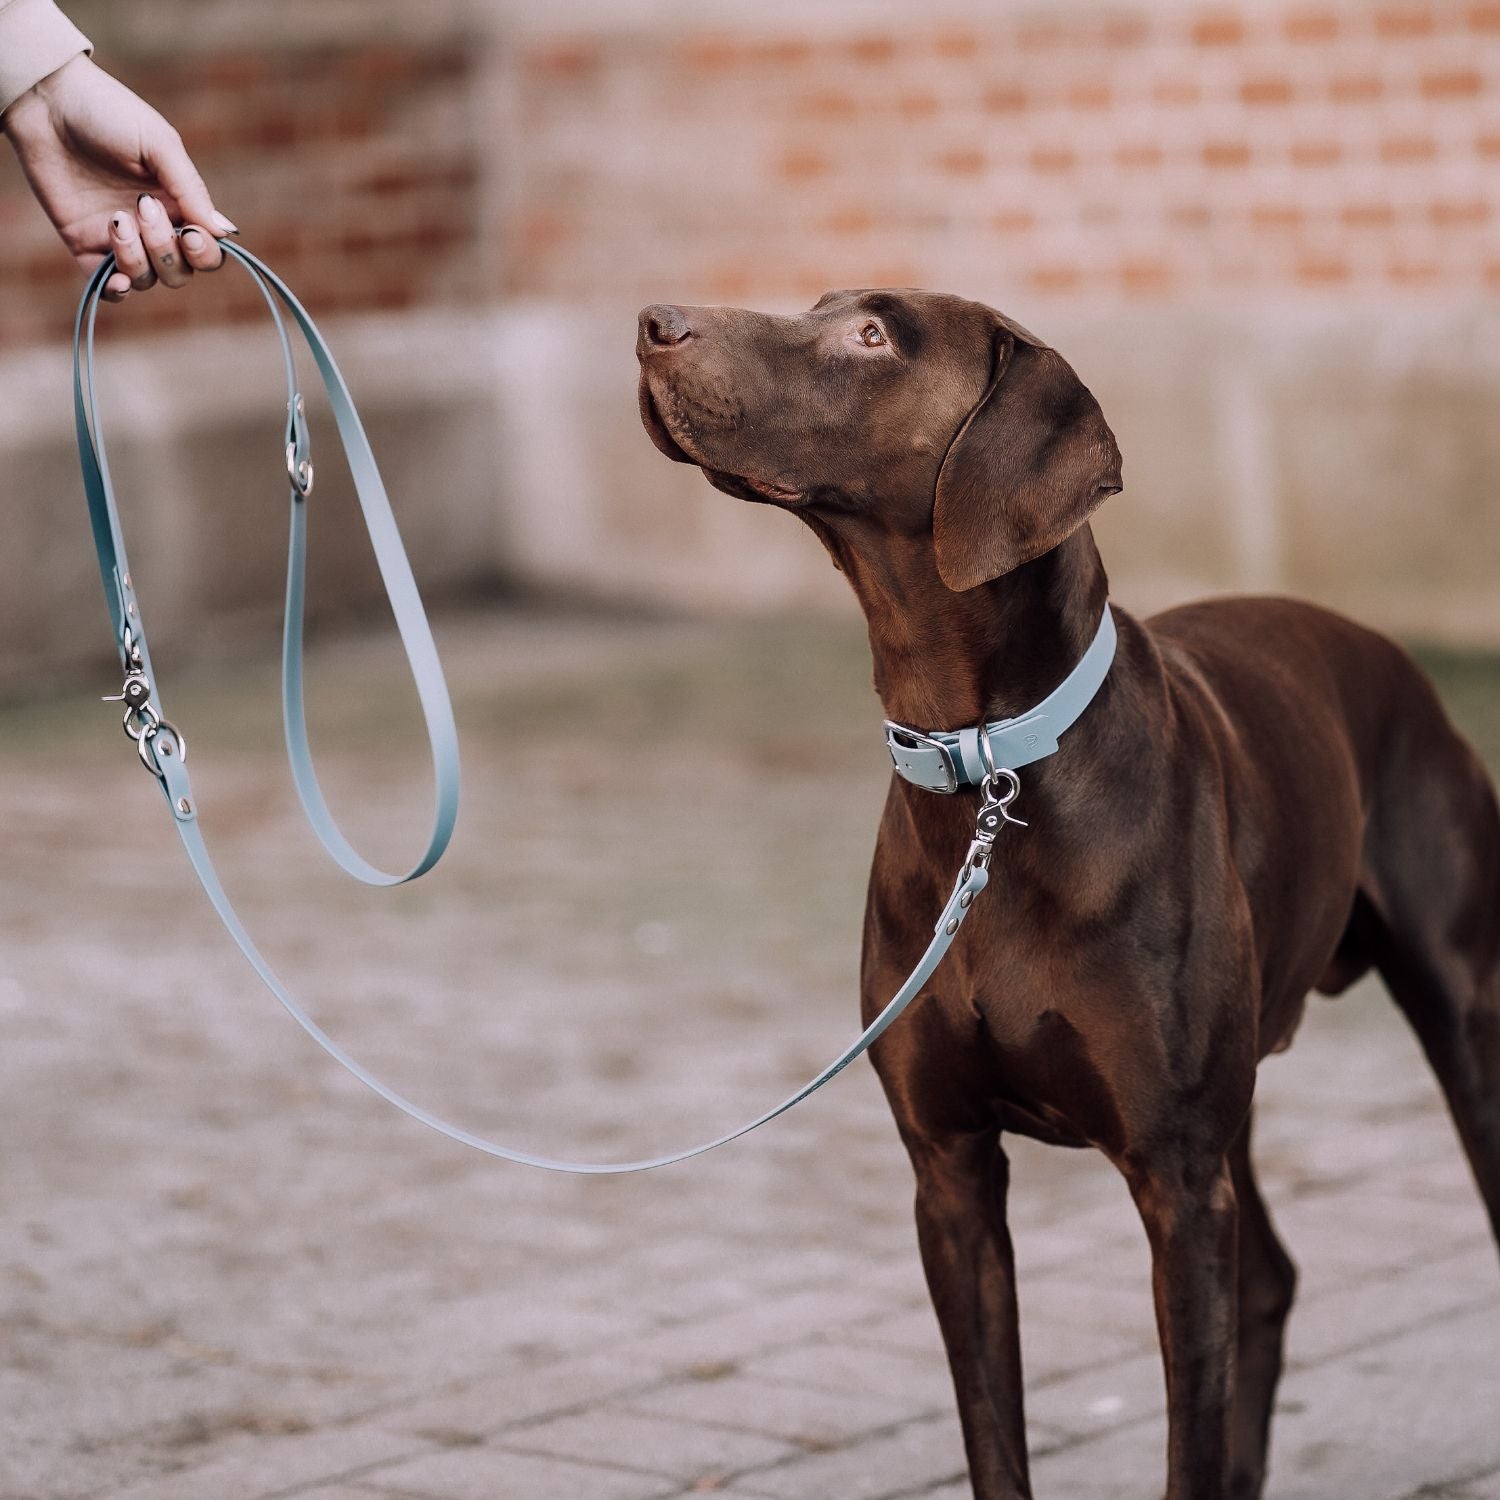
0, 26, 486, 346
506, 1, 1500, 306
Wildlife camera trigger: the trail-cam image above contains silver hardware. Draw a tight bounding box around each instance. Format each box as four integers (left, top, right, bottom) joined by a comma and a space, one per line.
883, 721, 959, 794
135, 718, 186, 780
959, 890, 973, 908
177, 797, 192, 816
109, 657, 186, 783
287, 392, 314, 496
102, 670, 151, 710
945, 917, 959, 935
962, 760, 1027, 879
286, 443, 315, 497
122, 573, 132, 589
980, 766, 1028, 830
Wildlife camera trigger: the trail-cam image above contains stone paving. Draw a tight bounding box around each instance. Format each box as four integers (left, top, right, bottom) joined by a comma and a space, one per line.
2, 606, 1498, 1500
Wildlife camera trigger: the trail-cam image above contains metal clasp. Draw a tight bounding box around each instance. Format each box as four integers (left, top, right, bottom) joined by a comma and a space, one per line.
286, 393, 314, 497
883, 721, 960, 794
962, 748, 1028, 878
104, 649, 186, 782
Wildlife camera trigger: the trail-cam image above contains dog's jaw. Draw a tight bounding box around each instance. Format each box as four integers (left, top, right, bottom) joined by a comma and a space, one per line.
638, 370, 805, 506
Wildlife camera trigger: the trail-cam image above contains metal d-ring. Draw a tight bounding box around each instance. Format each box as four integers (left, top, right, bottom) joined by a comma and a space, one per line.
122, 699, 187, 780
285, 442, 314, 497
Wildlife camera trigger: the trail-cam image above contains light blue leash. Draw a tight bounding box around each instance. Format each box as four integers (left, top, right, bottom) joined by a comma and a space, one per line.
73, 241, 1076, 1173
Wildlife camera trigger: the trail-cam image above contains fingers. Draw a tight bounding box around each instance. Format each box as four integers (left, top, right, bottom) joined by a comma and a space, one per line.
101, 200, 227, 301
107, 210, 155, 295
179, 224, 224, 273
135, 194, 190, 288
145, 124, 236, 239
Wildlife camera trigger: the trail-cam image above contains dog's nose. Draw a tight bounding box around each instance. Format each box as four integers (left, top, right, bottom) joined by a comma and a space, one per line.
639, 304, 692, 351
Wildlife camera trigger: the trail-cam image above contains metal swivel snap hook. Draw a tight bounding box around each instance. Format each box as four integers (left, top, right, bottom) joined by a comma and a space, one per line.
286, 392, 314, 497
106, 657, 187, 783
962, 730, 1028, 878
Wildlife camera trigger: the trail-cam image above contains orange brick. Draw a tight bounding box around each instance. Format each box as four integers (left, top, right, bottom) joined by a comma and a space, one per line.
1153, 79, 1202, 106
849, 34, 896, 63
1169, 202, 1212, 229
1191, 13, 1247, 45
748, 38, 813, 66
983, 85, 1029, 112
778, 147, 831, 180
1120, 259, 1176, 294
933, 28, 981, 58
1430, 199, 1491, 226
1031, 145, 1078, 172
708, 265, 755, 300
1117, 142, 1165, 169
993, 208, 1037, 233
1329, 74, 1383, 102
1478, 131, 1500, 157
1029, 264, 1083, 293
1380, 136, 1438, 163
1252, 203, 1305, 229
1470, 3, 1500, 30
1388, 257, 1441, 285
941, 148, 987, 175
1291, 139, 1344, 166
1103, 14, 1150, 46
898, 91, 940, 119
1340, 201, 1397, 227
1017, 18, 1070, 48
1421, 70, 1482, 98
676, 36, 739, 70
1297, 255, 1351, 284
822, 206, 874, 236
1203, 141, 1253, 168
799, 91, 858, 120
1375, 5, 1435, 36
1285, 10, 1339, 41
1068, 79, 1112, 110
1241, 77, 1294, 105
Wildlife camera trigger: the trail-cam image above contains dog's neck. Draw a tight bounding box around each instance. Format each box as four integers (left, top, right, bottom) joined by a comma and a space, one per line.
837, 525, 1110, 731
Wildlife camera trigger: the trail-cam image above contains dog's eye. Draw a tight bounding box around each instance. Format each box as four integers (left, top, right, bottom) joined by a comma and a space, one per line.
858, 322, 887, 348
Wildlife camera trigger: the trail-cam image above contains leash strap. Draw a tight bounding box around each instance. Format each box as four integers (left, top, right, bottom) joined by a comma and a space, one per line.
74, 242, 1001, 1173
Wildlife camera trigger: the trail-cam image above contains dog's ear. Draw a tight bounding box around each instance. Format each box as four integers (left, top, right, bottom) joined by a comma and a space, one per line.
932, 321, 1122, 592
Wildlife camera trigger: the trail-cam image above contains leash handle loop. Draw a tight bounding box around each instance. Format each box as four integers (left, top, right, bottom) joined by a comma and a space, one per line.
74, 242, 460, 886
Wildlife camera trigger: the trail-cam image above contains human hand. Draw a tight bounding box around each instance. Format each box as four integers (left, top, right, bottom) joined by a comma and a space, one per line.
2, 53, 235, 300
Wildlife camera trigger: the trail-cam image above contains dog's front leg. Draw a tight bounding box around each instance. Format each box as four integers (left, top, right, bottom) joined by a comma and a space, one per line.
910, 1131, 1033, 1500
1128, 1154, 1239, 1500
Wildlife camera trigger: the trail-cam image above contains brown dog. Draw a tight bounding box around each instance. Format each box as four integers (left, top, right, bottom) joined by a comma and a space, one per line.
636, 290, 1500, 1499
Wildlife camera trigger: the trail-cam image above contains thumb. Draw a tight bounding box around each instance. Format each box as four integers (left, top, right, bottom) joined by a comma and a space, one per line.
147, 125, 236, 235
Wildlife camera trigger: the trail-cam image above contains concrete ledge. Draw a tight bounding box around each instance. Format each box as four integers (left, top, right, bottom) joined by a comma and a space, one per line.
10, 296, 1498, 697
2, 309, 506, 694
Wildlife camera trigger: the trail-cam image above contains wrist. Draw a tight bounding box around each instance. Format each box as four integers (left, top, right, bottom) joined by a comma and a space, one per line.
1, 50, 85, 136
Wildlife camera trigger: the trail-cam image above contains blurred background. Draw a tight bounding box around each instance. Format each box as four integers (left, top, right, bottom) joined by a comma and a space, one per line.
1, 0, 1499, 685
3, 3, 1500, 1498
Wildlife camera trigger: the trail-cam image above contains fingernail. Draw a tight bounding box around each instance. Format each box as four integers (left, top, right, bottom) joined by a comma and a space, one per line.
137, 194, 161, 220
211, 212, 239, 235
109, 212, 128, 237
181, 227, 205, 250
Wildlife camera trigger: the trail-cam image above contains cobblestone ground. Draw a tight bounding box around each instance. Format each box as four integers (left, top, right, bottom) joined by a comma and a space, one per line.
2, 607, 1498, 1500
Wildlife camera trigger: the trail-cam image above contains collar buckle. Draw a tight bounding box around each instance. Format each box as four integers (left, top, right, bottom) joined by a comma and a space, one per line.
883, 722, 960, 794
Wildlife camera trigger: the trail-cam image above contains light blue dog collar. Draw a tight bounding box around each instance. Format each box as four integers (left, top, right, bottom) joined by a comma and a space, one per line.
885, 606, 1117, 793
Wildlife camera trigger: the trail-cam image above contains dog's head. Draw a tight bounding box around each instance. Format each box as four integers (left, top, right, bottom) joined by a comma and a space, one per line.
636, 289, 1121, 591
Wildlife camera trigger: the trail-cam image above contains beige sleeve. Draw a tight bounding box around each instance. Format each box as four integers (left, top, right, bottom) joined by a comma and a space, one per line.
0, 0, 91, 115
